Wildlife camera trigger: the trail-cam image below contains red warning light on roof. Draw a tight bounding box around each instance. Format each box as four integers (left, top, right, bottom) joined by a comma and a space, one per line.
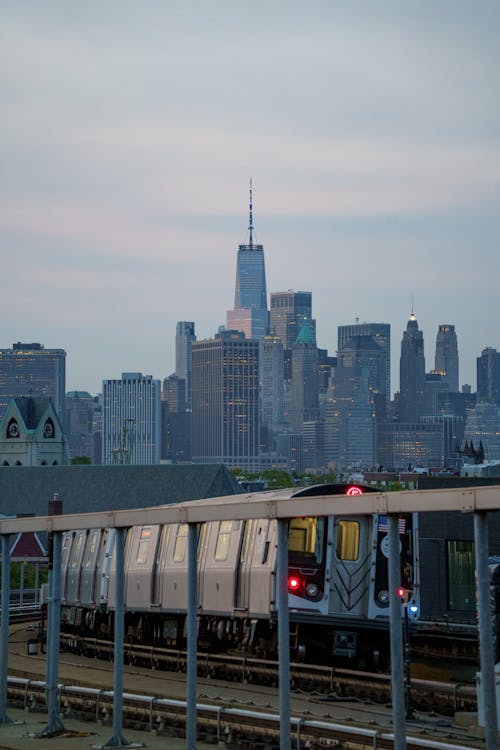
346, 486, 363, 496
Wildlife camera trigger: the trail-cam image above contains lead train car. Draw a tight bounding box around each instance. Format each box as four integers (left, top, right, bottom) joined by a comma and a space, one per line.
59, 484, 496, 668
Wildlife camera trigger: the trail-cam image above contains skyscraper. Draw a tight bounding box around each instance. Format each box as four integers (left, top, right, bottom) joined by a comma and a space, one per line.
270, 290, 315, 350
477, 347, 500, 406
434, 324, 459, 392
399, 311, 425, 423
226, 182, 269, 340
337, 323, 390, 401
175, 321, 196, 409
0, 342, 66, 421
191, 331, 260, 470
102, 372, 161, 465
260, 334, 285, 450
289, 319, 319, 432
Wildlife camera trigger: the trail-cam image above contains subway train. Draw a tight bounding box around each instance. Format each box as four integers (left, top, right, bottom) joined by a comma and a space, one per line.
58, 483, 500, 670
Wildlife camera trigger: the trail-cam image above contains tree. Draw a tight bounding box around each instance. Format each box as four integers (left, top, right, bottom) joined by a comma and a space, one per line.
71, 455, 91, 465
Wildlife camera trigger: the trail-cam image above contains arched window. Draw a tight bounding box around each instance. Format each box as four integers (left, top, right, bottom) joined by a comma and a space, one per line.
15, 460, 22, 466
41, 461, 47, 465
52, 460, 58, 466
2, 461, 9, 466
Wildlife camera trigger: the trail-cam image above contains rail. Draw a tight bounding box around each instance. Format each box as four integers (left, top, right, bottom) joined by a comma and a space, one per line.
6, 676, 481, 750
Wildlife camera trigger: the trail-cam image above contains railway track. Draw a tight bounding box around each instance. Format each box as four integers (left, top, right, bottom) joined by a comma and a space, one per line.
6, 675, 484, 750
59, 632, 478, 716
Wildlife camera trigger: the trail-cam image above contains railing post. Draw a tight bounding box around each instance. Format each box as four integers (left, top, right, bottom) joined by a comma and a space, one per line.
98, 526, 140, 748
40, 531, 65, 735
388, 514, 406, 750
0, 534, 12, 723
277, 518, 291, 750
186, 522, 198, 750
474, 511, 499, 750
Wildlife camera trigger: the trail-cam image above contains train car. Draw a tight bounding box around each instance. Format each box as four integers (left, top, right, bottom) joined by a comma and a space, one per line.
58, 483, 500, 670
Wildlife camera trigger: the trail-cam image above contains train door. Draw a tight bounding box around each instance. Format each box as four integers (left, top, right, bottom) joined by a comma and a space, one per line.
96, 528, 116, 609
329, 516, 372, 617
66, 530, 87, 604
157, 522, 191, 612
198, 520, 244, 615
80, 529, 101, 607
235, 519, 255, 611
247, 519, 277, 618
107, 527, 134, 611
125, 525, 161, 611
61, 531, 74, 603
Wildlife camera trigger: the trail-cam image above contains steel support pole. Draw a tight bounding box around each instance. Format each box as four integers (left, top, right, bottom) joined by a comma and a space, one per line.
19, 561, 25, 607
41, 531, 65, 735
388, 515, 406, 750
474, 511, 499, 750
0, 534, 12, 723
101, 526, 139, 748
186, 523, 198, 750
277, 518, 291, 750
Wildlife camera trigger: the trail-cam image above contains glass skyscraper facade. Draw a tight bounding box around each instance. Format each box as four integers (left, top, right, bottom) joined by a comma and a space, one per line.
0, 342, 66, 421
270, 290, 314, 350
227, 183, 269, 340
434, 324, 459, 393
191, 331, 260, 470
102, 372, 161, 465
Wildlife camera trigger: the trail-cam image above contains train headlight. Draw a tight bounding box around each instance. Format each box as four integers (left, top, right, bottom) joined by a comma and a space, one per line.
377, 589, 389, 605
305, 583, 319, 598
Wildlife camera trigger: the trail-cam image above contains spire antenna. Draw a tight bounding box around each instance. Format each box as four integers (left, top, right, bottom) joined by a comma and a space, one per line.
248, 178, 253, 247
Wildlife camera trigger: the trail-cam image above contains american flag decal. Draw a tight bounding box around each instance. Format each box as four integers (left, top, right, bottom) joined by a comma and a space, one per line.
378, 516, 406, 534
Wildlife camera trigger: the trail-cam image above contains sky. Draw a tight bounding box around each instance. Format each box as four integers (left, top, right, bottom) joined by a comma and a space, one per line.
2, 1, 499, 396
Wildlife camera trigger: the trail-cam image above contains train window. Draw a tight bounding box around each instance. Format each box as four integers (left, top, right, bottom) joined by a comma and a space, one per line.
215, 521, 233, 561
336, 521, 360, 561
447, 540, 475, 612
84, 530, 99, 568
288, 518, 324, 563
173, 524, 188, 562
136, 526, 152, 565
70, 533, 85, 568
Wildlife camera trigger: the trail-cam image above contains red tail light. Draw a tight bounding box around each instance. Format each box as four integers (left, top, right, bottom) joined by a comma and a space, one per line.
288, 575, 302, 593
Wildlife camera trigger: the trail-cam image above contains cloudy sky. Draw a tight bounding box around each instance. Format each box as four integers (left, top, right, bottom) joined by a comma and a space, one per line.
2, 1, 499, 395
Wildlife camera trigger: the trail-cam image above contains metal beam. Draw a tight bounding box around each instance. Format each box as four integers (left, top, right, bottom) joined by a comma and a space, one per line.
0, 486, 499, 535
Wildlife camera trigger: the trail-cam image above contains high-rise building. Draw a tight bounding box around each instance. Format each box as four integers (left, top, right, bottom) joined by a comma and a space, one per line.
338, 323, 390, 400
289, 319, 319, 432
260, 335, 285, 451
477, 347, 500, 406
434, 324, 459, 392
0, 342, 66, 421
102, 372, 161, 465
324, 357, 376, 471
175, 322, 196, 409
64, 390, 99, 462
226, 182, 269, 340
270, 290, 315, 350
337, 334, 387, 422
399, 312, 425, 423
191, 331, 260, 470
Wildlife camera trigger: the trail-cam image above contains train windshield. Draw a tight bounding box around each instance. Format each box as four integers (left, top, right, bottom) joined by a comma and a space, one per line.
288, 517, 325, 564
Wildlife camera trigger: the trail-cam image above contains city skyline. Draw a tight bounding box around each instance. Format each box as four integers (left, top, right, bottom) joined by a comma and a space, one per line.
2, 2, 499, 395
